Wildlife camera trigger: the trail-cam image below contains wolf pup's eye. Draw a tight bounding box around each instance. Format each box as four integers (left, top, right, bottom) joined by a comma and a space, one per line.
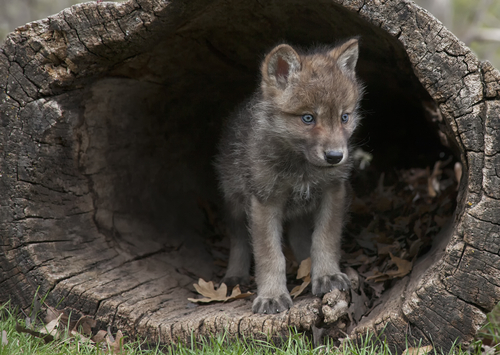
301, 114, 315, 124
341, 113, 349, 123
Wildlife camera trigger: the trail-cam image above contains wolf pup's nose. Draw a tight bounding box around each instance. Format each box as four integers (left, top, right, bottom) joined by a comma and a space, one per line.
324, 150, 343, 165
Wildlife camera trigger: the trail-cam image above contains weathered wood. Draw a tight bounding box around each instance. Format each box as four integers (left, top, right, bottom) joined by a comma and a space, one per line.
1, 0, 499, 352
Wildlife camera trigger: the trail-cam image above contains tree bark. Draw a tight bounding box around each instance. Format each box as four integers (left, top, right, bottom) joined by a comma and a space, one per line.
1, 0, 499, 352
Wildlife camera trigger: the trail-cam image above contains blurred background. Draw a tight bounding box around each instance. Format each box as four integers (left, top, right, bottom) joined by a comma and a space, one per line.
415, 0, 500, 68
0, 0, 499, 68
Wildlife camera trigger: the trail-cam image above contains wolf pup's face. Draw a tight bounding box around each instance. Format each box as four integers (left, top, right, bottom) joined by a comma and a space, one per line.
260, 39, 363, 168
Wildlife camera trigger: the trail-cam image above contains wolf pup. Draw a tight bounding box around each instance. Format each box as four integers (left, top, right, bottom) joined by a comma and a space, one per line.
215, 38, 363, 314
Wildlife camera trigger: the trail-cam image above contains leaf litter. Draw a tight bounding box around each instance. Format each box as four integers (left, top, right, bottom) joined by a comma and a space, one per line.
340, 157, 459, 328
14, 298, 126, 353
197, 155, 459, 332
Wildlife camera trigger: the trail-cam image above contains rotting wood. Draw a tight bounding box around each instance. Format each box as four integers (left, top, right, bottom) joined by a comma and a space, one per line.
1, 0, 499, 352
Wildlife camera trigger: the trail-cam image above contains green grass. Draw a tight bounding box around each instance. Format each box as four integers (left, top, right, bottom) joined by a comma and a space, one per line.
0, 300, 497, 355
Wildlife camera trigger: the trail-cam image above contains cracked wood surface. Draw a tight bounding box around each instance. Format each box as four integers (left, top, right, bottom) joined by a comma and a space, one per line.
1, 0, 499, 352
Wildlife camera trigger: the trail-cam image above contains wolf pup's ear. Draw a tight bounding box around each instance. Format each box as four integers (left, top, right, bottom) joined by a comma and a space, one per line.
330, 38, 359, 77
262, 44, 301, 90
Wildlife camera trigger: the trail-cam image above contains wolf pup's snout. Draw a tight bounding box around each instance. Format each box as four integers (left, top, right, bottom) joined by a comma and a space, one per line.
324, 150, 344, 165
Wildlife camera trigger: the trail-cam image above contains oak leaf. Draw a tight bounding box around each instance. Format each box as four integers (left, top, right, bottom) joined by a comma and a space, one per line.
188, 278, 253, 303
92, 329, 107, 344
39, 312, 63, 336
72, 316, 96, 336
290, 258, 311, 298
454, 162, 462, 185
402, 345, 433, 355
296, 257, 311, 279
428, 160, 442, 197
106, 328, 124, 354
366, 253, 413, 282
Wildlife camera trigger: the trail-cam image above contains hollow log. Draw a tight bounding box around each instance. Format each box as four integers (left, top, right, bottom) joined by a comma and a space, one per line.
1, 0, 499, 352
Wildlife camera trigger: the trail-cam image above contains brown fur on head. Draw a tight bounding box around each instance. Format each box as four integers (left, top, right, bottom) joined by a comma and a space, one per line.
260, 38, 363, 168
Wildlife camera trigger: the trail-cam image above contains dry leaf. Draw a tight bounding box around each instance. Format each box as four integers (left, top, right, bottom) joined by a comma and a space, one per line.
392, 216, 410, 231
390, 253, 413, 276
454, 161, 462, 186
408, 239, 423, 258
366, 253, 413, 282
1, 330, 7, 345
290, 258, 312, 298
290, 275, 311, 299
365, 271, 387, 282
434, 215, 449, 228
188, 279, 252, 303
191, 279, 228, 302
228, 285, 254, 300
70, 329, 93, 343
39, 313, 63, 336
402, 345, 433, 355
377, 242, 400, 255
428, 161, 442, 197
45, 306, 63, 324
345, 267, 367, 328
106, 327, 115, 342
106, 329, 124, 354
44, 306, 79, 331
296, 257, 311, 279
15, 323, 55, 344
345, 251, 377, 266
367, 281, 385, 297
92, 329, 107, 344
72, 316, 96, 336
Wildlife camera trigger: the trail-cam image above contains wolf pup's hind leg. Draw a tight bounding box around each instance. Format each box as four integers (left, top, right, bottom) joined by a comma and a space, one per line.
221, 209, 252, 289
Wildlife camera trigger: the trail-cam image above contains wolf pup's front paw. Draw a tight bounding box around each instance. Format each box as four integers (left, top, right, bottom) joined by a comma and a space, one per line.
312, 273, 351, 297
252, 293, 293, 314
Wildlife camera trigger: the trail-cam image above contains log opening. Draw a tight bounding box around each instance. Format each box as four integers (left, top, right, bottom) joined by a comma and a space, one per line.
1, 0, 499, 352
77, 0, 458, 269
